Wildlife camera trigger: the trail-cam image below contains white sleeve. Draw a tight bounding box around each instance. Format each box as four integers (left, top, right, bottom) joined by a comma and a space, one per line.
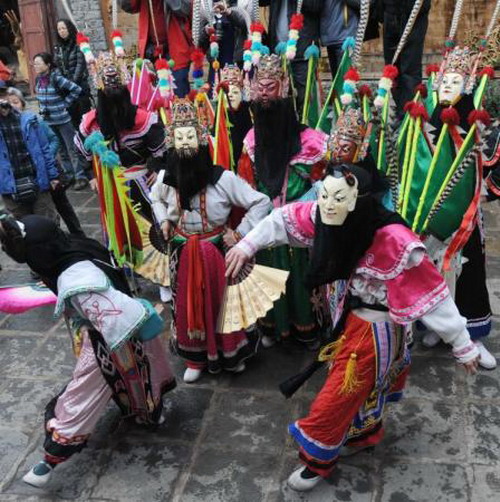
235, 207, 307, 257
420, 296, 479, 363
218, 171, 272, 235
150, 170, 171, 224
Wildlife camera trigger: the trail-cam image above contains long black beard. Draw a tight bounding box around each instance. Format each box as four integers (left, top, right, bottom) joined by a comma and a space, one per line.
164, 145, 214, 210
96, 87, 137, 142
251, 97, 302, 198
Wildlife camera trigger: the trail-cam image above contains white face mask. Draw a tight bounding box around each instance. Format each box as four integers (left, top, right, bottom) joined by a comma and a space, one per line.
227, 84, 242, 110
174, 126, 199, 154
438, 72, 465, 105
318, 175, 358, 226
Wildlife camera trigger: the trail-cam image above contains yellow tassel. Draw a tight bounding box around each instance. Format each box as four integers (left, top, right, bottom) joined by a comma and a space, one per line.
318, 335, 346, 362
340, 352, 364, 395
73, 330, 83, 358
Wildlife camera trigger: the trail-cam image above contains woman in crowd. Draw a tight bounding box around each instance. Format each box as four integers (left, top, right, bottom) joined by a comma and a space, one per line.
33, 52, 88, 190
7, 86, 85, 237
53, 18, 92, 128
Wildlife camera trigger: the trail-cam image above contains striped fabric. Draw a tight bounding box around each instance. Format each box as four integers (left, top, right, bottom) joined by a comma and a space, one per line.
35, 71, 81, 126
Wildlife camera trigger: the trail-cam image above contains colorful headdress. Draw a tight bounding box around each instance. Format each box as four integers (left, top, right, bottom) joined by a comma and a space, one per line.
94, 51, 130, 90
166, 98, 209, 148
254, 54, 286, 82
329, 108, 366, 156
220, 64, 244, 88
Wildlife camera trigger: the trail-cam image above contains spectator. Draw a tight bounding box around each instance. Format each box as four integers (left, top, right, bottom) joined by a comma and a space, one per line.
320, 1, 378, 78
259, 0, 322, 113
7, 87, 85, 237
199, 1, 251, 71
53, 18, 92, 128
381, 0, 431, 119
119, 0, 193, 97
33, 52, 88, 190
0, 83, 59, 220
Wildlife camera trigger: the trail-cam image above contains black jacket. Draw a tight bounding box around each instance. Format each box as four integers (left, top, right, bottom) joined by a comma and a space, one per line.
54, 40, 90, 93
259, 0, 322, 60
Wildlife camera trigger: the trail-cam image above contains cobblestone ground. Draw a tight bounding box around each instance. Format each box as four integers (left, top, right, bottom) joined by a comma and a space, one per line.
0, 189, 500, 502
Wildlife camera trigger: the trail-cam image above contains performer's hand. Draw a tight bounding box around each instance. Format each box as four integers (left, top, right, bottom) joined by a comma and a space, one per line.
146, 171, 158, 187
161, 220, 172, 241
223, 229, 237, 248
89, 178, 98, 192
225, 247, 248, 278
461, 355, 480, 375
50, 180, 60, 191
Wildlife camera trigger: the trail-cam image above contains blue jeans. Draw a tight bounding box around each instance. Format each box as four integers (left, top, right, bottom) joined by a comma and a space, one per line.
51, 121, 86, 180
172, 68, 190, 98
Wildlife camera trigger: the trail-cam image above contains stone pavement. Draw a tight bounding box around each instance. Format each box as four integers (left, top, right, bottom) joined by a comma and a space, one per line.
1, 188, 500, 502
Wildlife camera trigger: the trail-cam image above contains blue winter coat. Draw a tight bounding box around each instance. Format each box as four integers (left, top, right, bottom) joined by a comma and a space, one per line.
0, 110, 59, 194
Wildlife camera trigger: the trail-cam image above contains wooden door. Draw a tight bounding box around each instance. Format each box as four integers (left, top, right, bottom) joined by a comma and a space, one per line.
18, 0, 56, 91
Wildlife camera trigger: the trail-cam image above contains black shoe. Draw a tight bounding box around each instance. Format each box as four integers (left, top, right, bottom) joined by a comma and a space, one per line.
74, 178, 89, 191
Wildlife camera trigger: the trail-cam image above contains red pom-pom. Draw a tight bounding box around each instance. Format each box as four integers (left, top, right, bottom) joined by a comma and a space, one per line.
479, 66, 495, 79
76, 32, 89, 44
468, 109, 491, 127
243, 39, 252, 50
382, 65, 399, 80
250, 22, 265, 34
188, 90, 198, 102
155, 58, 169, 71
216, 82, 230, 94
207, 26, 215, 36
404, 101, 416, 113
111, 29, 123, 39
409, 103, 428, 121
344, 67, 360, 82
210, 34, 218, 43
440, 107, 460, 126
191, 48, 205, 67
414, 83, 428, 99
425, 64, 440, 76
358, 84, 372, 98
290, 13, 304, 30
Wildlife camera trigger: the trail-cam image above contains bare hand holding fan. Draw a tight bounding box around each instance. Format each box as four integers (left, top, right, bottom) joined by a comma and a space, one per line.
218, 254, 289, 334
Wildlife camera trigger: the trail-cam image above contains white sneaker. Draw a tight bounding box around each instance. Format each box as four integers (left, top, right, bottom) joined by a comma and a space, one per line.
261, 334, 276, 348
183, 368, 202, 383
23, 461, 53, 488
476, 341, 497, 370
287, 466, 321, 492
422, 331, 441, 348
232, 361, 246, 373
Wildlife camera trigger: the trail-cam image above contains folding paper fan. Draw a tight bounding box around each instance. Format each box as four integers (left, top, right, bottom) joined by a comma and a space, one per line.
217, 261, 289, 334
0, 284, 57, 314
133, 215, 171, 287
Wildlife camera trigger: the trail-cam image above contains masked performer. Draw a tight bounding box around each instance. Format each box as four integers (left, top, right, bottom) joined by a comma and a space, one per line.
408, 45, 497, 369
238, 54, 328, 348
0, 214, 175, 488
150, 98, 270, 383
226, 163, 479, 492
75, 52, 167, 221
218, 63, 253, 168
